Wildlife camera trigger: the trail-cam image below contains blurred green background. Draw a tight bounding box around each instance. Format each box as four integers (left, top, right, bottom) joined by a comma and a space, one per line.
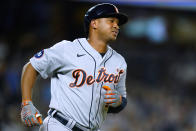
1, 0, 196, 131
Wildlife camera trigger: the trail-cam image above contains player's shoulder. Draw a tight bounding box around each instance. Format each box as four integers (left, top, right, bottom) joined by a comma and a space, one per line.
111, 48, 127, 69
51, 40, 72, 48
49, 39, 78, 51
112, 49, 126, 63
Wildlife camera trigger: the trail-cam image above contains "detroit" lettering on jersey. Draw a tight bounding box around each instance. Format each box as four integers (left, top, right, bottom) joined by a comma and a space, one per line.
30, 38, 127, 130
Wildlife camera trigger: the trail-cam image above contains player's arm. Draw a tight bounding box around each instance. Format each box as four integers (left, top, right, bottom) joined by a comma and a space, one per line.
20, 62, 43, 126
21, 62, 38, 101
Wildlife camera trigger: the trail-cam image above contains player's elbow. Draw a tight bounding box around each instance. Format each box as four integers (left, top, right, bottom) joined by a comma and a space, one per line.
22, 62, 38, 78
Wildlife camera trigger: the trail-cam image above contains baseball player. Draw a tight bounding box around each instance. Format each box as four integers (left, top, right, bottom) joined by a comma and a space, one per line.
20, 3, 128, 131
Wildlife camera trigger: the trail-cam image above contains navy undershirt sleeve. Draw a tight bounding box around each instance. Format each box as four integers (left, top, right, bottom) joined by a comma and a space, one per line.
107, 97, 127, 113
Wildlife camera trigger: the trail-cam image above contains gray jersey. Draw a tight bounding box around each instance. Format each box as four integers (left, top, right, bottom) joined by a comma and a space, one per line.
30, 38, 127, 130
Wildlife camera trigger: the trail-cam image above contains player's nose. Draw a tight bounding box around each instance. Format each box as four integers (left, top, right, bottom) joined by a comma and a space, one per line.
113, 22, 120, 30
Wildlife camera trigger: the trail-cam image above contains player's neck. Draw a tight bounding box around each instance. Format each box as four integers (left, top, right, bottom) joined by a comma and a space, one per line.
87, 37, 107, 53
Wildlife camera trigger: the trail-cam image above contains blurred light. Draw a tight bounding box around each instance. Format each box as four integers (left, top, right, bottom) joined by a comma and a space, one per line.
123, 16, 167, 44
75, 0, 196, 11
172, 18, 196, 44
124, 18, 147, 38
146, 16, 167, 43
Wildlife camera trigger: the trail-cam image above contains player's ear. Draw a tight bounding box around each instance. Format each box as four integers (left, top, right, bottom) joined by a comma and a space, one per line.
90, 19, 98, 29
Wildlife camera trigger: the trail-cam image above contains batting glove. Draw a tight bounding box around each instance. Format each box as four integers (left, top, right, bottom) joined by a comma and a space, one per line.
21, 100, 43, 126
104, 89, 122, 108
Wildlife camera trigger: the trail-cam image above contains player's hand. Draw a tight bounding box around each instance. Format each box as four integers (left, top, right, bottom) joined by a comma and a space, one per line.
102, 86, 122, 108
21, 100, 43, 126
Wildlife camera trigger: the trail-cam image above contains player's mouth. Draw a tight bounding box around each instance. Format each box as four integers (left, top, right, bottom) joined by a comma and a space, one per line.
112, 30, 119, 36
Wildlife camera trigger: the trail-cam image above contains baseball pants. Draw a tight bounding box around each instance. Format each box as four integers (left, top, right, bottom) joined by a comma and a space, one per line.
39, 116, 72, 131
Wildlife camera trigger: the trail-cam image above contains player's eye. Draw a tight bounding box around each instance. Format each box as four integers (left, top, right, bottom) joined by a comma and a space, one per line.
107, 18, 114, 23
110, 19, 114, 23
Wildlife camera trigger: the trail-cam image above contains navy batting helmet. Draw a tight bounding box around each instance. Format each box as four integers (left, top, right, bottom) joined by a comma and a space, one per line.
84, 3, 128, 36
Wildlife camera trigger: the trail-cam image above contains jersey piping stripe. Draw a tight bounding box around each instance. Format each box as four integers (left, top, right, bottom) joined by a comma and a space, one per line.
95, 50, 114, 125
47, 116, 52, 131
94, 82, 103, 121
77, 39, 96, 128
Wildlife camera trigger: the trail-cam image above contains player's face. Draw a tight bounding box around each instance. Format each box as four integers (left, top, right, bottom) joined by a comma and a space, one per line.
96, 17, 120, 42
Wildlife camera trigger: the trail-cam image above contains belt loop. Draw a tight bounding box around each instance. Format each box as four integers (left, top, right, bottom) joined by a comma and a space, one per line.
51, 110, 57, 117
66, 119, 76, 129
48, 109, 57, 117
47, 109, 51, 115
